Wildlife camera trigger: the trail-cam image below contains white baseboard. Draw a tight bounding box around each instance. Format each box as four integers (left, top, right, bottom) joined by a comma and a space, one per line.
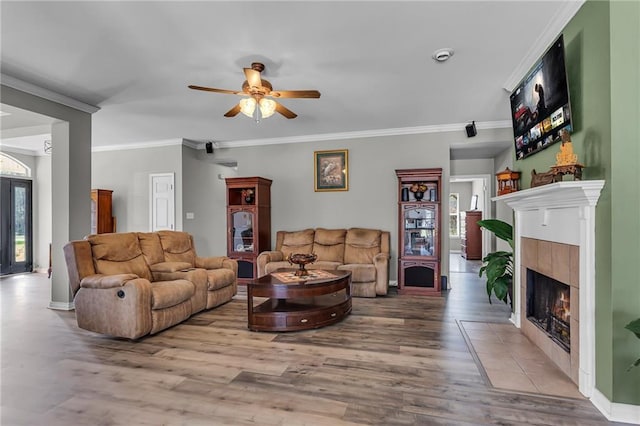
48, 301, 75, 311
591, 387, 640, 424
34, 268, 48, 274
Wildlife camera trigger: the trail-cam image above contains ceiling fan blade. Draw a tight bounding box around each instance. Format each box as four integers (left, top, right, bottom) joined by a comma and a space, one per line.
224, 104, 242, 117
188, 85, 241, 95
243, 68, 262, 89
269, 90, 321, 99
275, 102, 297, 119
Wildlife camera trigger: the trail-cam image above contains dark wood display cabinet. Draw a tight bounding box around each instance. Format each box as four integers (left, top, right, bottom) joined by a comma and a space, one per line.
395, 168, 442, 295
91, 189, 115, 234
461, 210, 482, 260
225, 177, 272, 284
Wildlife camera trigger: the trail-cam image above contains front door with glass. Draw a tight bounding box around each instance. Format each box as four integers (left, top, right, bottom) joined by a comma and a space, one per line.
0, 177, 33, 275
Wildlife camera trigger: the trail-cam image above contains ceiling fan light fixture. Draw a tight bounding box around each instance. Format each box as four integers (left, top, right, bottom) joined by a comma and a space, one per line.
239, 97, 257, 117
259, 98, 276, 119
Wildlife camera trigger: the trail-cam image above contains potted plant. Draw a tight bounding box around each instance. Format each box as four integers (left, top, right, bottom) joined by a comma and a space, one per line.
477, 219, 514, 305
625, 318, 640, 371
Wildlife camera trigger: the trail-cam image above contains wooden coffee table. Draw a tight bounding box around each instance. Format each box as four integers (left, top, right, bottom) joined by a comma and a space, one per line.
247, 269, 352, 332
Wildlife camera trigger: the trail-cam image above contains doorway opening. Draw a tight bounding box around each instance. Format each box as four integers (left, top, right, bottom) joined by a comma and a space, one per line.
449, 175, 491, 261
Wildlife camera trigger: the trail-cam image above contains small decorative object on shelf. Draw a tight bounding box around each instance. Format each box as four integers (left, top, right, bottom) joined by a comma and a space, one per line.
550, 131, 584, 181
287, 253, 318, 277
531, 169, 556, 188
496, 167, 521, 196
410, 183, 428, 201
241, 188, 255, 204
401, 187, 410, 202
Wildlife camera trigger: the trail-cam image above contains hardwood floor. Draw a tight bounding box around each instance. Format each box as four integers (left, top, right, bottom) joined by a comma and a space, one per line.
0, 257, 616, 425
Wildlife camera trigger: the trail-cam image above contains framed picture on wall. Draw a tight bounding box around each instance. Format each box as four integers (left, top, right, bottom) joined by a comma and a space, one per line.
314, 149, 349, 192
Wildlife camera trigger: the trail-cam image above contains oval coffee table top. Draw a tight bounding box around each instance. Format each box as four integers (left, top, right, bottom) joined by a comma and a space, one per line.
252, 268, 351, 288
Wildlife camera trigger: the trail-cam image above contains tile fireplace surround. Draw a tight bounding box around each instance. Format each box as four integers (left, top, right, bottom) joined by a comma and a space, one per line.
494, 180, 604, 398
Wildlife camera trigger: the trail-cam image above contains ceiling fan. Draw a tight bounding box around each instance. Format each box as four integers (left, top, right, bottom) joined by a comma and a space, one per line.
188, 62, 321, 121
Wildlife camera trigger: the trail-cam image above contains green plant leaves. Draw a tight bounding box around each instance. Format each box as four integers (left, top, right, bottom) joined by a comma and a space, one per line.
477, 219, 514, 306
479, 251, 513, 304
477, 219, 514, 249
625, 318, 640, 371
625, 318, 640, 339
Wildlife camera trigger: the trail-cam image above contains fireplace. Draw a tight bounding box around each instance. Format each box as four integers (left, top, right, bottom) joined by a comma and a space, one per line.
526, 269, 571, 352
494, 180, 604, 398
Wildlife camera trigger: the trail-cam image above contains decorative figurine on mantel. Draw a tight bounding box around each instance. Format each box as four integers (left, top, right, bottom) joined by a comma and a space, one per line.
550, 130, 584, 180
496, 167, 521, 196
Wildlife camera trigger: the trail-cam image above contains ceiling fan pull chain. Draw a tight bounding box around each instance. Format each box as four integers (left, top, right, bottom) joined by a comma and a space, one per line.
254, 104, 262, 124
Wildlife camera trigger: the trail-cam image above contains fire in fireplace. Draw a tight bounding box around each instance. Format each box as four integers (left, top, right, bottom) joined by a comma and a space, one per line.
526, 269, 571, 352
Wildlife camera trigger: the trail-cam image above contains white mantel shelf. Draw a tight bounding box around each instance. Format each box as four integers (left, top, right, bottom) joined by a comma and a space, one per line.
492, 180, 605, 210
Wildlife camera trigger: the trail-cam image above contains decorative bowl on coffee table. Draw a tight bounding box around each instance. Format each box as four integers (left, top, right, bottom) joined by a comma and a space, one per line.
287, 253, 318, 277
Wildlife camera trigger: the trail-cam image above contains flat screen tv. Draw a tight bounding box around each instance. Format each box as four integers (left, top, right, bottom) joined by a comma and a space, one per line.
510, 35, 572, 160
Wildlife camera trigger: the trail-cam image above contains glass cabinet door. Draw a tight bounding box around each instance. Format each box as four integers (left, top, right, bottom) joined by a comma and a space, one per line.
403, 205, 436, 257
231, 210, 254, 253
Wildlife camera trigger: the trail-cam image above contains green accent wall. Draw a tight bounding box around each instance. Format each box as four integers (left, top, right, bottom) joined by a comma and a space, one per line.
514, 0, 640, 405
610, 0, 640, 405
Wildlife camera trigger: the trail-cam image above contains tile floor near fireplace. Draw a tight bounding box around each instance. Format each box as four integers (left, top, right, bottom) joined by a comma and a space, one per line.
460, 320, 584, 399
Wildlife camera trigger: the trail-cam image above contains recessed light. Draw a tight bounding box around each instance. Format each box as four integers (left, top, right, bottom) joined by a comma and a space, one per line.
432, 48, 454, 63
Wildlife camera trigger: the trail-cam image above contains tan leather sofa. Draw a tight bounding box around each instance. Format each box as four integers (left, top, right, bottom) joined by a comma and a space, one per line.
257, 228, 390, 297
63, 231, 237, 339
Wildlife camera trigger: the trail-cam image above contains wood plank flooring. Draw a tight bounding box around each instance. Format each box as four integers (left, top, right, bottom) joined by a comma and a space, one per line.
0, 258, 618, 425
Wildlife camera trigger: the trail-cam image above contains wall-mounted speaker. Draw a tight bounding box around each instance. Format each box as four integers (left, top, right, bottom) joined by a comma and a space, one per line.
465, 121, 477, 138
205, 142, 214, 154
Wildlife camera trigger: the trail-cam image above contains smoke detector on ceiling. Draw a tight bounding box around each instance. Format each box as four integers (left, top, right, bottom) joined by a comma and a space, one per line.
432, 48, 454, 62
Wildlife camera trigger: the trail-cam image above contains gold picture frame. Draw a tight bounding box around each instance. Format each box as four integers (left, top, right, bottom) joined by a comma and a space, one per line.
314, 149, 349, 192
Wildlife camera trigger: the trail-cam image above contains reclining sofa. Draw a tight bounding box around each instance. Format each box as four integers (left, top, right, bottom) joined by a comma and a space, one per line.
257, 228, 390, 297
64, 230, 237, 339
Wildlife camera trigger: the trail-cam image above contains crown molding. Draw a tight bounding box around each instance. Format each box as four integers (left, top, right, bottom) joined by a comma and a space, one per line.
181, 138, 203, 149
502, 0, 585, 92
212, 120, 512, 149
91, 120, 512, 152
1, 74, 100, 114
92, 138, 183, 152
0, 144, 43, 157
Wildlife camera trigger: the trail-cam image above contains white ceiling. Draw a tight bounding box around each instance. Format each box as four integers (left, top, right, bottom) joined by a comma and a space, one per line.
0, 1, 583, 156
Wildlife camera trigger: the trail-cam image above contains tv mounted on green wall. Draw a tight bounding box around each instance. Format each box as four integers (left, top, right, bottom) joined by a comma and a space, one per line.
510, 35, 573, 160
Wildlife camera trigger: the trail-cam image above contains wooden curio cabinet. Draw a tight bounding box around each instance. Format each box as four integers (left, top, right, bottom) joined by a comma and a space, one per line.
395, 168, 442, 295
461, 210, 482, 260
225, 177, 272, 284
91, 189, 115, 234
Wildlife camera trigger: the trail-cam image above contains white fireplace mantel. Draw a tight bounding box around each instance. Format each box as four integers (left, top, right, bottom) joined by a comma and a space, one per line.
494, 180, 605, 210
493, 180, 605, 400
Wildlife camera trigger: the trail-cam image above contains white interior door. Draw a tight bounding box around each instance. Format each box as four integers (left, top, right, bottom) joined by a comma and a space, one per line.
149, 173, 175, 231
